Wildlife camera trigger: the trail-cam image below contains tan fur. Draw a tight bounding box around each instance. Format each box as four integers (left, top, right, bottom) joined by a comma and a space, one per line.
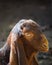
0, 19, 49, 65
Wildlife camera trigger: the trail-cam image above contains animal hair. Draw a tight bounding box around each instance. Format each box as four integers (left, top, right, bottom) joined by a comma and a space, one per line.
0, 19, 49, 65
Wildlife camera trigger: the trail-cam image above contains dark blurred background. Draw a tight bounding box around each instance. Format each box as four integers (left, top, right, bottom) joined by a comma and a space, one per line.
0, 0, 52, 65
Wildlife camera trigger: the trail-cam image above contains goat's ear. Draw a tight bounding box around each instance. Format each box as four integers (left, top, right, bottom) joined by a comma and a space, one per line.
9, 33, 28, 65
9, 33, 19, 65
16, 38, 28, 65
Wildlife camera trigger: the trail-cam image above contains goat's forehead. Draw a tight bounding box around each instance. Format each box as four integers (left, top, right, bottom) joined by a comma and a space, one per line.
18, 19, 39, 27
19, 19, 33, 23
11, 19, 41, 35
19, 19, 35, 24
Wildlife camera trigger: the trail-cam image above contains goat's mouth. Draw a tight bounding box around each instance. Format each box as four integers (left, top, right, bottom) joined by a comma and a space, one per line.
39, 43, 49, 52
40, 39, 49, 52
39, 34, 49, 52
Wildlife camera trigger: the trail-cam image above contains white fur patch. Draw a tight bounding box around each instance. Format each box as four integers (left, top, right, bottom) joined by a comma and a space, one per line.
11, 19, 40, 35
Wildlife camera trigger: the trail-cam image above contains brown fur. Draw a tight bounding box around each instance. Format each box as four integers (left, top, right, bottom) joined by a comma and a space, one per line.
0, 19, 49, 65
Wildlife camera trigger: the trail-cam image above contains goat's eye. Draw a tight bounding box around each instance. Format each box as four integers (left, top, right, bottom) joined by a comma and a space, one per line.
23, 24, 26, 27
21, 24, 26, 30
21, 26, 23, 30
